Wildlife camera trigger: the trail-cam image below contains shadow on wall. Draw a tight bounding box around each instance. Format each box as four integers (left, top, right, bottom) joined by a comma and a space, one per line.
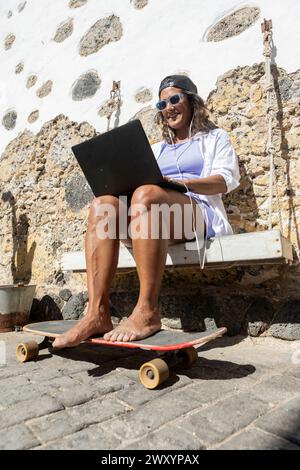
1, 191, 36, 284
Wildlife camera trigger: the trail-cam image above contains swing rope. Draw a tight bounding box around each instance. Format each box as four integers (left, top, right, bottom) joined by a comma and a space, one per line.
261, 19, 283, 233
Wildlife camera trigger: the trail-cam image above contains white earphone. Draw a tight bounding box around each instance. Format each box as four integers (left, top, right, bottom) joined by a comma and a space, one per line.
167, 115, 208, 269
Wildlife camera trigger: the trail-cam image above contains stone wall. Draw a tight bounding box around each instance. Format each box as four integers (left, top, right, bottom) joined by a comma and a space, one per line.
0, 63, 300, 339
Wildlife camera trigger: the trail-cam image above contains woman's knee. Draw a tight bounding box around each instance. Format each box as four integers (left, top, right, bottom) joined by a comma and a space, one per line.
89, 196, 121, 225
91, 195, 119, 213
131, 185, 165, 209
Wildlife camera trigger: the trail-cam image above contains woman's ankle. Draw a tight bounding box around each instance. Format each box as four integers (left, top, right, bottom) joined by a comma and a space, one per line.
86, 300, 110, 317
135, 300, 160, 314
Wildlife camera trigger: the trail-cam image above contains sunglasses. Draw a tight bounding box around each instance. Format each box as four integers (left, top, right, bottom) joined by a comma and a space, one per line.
156, 92, 186, 111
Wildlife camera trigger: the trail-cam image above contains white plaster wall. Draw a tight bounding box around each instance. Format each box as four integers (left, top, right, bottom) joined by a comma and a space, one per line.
0, 0, 300, 157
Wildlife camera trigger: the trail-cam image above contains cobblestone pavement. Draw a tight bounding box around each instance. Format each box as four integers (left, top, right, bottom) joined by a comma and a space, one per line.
0, 330, 300, 450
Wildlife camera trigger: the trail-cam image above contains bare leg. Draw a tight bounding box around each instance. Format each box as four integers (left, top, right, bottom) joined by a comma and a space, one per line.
104, 185, 204, 342
53, 195, 124, 348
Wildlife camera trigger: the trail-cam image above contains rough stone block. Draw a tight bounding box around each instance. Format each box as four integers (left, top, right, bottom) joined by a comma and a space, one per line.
62, 292, 86, 320
72, 70, 101, 100
116, 373, 192, 408
79, 16, 122, 57
122, 424, 205, 450
0, 396, 64, 429
216, 428, 300, 450
35, 424, 120, 449
177, 392, 271, 445
104, 387, 201, 440
246, 297, 274, 336
28, 396, 128, 443
207, 7, 260, 42
248, 374, 300, 405
269, 300, 300, 340
255, 396, 300, 446
0, 424, 39, 450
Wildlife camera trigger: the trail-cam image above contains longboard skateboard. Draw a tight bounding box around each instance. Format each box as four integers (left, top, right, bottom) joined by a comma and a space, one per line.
17, 320, 227, 389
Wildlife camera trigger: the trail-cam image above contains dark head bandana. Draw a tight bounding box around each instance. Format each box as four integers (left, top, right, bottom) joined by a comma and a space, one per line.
158, 75, 198, 96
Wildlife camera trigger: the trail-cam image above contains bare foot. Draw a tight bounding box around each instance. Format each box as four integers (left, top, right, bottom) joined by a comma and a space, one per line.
103, 305, 161, 342
52, 313, 113, 349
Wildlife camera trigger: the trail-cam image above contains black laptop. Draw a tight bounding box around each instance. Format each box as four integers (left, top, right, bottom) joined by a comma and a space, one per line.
71, 119, 186, 197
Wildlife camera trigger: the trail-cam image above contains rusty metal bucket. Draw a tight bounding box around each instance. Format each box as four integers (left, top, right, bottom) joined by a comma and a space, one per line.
0, 285, 36, 332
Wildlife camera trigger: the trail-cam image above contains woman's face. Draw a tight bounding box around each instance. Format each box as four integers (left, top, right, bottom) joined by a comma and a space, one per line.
159, 86, 193, 131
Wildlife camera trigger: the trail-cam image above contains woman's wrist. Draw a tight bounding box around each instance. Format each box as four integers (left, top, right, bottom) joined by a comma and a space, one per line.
183, 176, 227, 195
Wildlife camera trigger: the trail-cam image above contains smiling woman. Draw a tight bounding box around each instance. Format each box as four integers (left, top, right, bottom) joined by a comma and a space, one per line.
155, 75, 214, 143
153, 74, 240, 239
52, 74, 240, 349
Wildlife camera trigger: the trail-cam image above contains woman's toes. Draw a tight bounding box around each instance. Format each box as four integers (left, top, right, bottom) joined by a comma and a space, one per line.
113, 332, 122, 342
122, 332, 131, 342
115, 332, 125, 342
103, 332, 112, 340
128, 332, 137, 342
52, 337, 67, 349
106, 331, 118, 342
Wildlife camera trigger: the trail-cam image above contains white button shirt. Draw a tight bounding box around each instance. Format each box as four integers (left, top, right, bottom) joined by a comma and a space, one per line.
151, 128, 240, 237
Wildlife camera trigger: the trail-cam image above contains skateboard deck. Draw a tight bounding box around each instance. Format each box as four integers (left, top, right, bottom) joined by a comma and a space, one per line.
17, 320, 227, 389
22, 320, 226, 351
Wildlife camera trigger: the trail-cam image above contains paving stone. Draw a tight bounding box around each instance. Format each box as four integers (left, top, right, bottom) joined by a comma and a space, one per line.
1, 383, 42, 407
185, 356, 258, 381
68, 396, 130, 425
248, 374, 300, 405
104, 387, 201, 440
35, 424, 120, 450
27, 409, 82, 443
26, 367, 66, 383
28, 397, 129, 443
199, 337, 292, 372
255, 397, 300, 446
71, 369, 134, 390
55, 373, 135, 407
38, 357, 96, 374
0, 424, 39, 450
286, 364, 300, 380
216, 428, 300, 450
32, 375, 79, 396
54, 385, 98, 408
1, 374, 31, 393
0, 396, 64, 429
116, 373, 193, 408
0, 363, 40, 379
182, 376, 254, 405
121, 424, 205, 450
177, 392, 271, 446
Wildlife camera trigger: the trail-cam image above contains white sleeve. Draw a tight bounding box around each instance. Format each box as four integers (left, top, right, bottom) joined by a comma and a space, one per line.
210, 129, 240, 194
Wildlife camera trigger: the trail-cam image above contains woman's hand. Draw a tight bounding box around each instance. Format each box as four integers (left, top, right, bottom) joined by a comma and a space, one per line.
163, 176, 189, 188
185, 175, 227, 195
163, 175, 227, 194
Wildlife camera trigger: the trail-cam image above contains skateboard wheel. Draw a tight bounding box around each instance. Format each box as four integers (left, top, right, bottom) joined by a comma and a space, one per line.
16, 341, 39, 363
139, 358, 169, 389
179, 346, 198, 367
